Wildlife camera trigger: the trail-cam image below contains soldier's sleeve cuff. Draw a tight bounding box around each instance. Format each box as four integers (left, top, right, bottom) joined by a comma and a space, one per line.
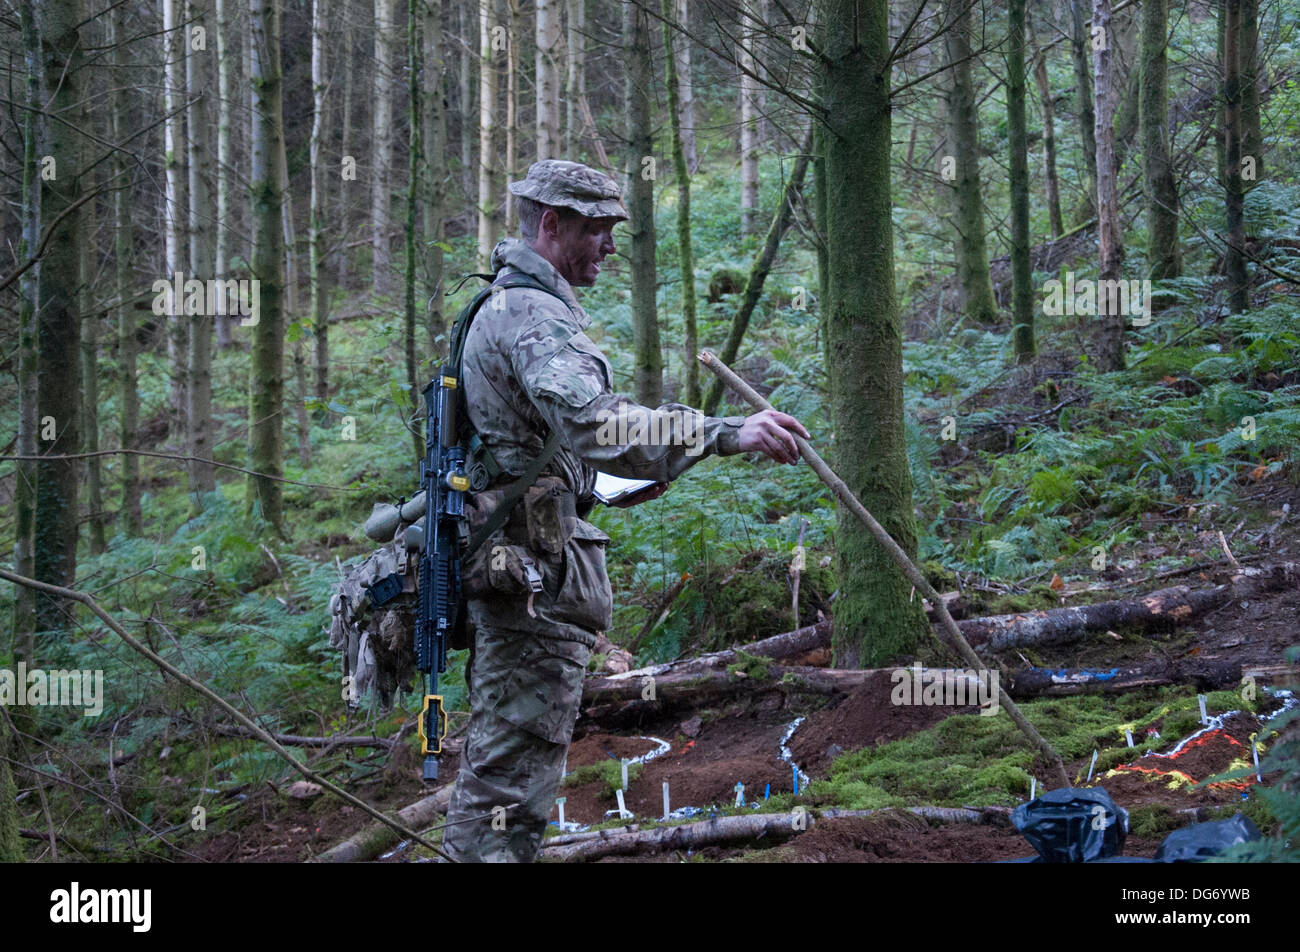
714, 416, 747, 456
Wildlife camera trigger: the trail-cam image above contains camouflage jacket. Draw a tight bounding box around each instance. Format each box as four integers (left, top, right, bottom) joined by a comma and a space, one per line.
459, 238, 747, 644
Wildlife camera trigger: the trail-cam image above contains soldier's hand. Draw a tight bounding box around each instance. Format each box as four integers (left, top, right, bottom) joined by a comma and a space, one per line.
609, 480, 669, 508
737, 410, 809, 465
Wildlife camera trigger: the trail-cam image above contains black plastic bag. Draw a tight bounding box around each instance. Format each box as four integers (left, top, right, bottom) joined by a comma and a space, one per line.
1011, 787, 1129, 863
1154, 814, 1261, 863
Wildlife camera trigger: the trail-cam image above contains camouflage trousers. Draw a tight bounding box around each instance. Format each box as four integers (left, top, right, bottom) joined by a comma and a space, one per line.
441, 624, 589, 863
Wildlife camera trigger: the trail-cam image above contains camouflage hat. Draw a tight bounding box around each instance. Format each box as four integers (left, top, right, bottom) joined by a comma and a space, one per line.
508, 160, 629, 221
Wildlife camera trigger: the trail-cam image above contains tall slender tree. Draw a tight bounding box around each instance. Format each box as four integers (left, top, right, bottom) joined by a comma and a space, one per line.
311, 0, 332, 401
673, 0, 698, 174
406, 0, 424, 460
34, 0, 85, 631
248, 0, 287, 528
1069, 0, 1098, 218
372, 0, 397, 293
163, 0, 190, 450
423, 0, 448, 349
1140, 0, 1181, 282
739, 0, 760, 238
536, 0, 561, 159
1224, 0, 1249, 313
1032, 52, 1064, 239
1008, 0, 1034, 362
663, 0, 699, 406
1092, 0, 1125, 371
477, 0, 500, 268
1240, 0, 1262, 178
943, 0, 998, 325
80, 169, 107, 554
818, 0, 928, 666
187, 0, 216, 502
624, 0, 661, 404
215, 0, 237, 348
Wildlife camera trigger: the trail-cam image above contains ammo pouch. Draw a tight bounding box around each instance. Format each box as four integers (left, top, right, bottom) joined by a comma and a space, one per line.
462, 475, 613, 633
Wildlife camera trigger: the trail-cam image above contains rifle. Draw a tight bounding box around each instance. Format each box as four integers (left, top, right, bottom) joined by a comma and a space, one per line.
413, 366, 468, 781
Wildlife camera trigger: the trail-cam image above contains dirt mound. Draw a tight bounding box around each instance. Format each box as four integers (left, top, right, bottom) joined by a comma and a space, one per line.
789, 671, 984, 777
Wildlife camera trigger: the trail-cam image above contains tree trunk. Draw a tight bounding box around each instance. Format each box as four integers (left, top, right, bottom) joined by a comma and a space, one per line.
248, 0, 286, 529
163, 0, 190, 454
337, 12, 353, 290
504, 0, 518, 233
1092, 0, 1125, 371
405, 0, 423, 461
1140, 0, 1180, 282
423, 0, 447, 352
739, 0, 760, 238
187, 0, 216, 503
564, 0, 586, 157
1069, 0, 1098, 219
943, 0, 999, 325
701, 129, 813, 416
311, 0, 332, 404
110, 2, 142, 538
1032, 55, 1063, 239
625, 0, 661, 406
477, 0, 500, 269
372, 0, 397, 293
279, 135, 311, 471
819, 0, 928, 667
460, 0, 477, 214
310, 783, 454, 862
215, 0, 236, 348
1240, 0, 1261, 179
536, 0, 561, 159
13, 0, 42, 656
0, 714, 20, 861
80, 173, 106, 554
673, 0, 698, 174
1008, 0, 1034, 363
662, 0, 699, 407
1224, 0, 1249, 313
35, 0, 84, 632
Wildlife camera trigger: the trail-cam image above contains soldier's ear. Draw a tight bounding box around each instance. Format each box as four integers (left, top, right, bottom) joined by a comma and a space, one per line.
540, 206, 562, 241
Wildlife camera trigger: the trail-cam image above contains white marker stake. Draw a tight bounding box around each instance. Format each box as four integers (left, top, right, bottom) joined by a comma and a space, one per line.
1030, 777, 1037, 800
734, 782, 745, 808
1252, 736, 1262, 782
1125, 729, 1134, 748
621, 759, 629, 791
1087, 749, 1099, 783
615, 787, 631, 820
1198, 694, 1209, 725
556, 797, 566, 828
662, 782, 670, 821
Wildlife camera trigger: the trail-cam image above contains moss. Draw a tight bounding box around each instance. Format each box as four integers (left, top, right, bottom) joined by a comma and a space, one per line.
563, 759, 641, 800
1207, 794, 1277, 835
727, 648, 771, 681
1128, 804, 1187, 838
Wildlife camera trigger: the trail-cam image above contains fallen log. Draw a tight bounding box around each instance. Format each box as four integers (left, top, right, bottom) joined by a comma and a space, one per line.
960, 584, 1233, 652
309, 783, 453, 863
540, 806, 1009, 862
1008, 658, 1243, 697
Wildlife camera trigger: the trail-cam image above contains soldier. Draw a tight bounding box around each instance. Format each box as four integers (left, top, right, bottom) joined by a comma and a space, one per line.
441, 159, 808, 862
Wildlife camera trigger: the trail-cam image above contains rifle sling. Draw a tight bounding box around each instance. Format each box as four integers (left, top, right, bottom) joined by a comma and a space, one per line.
463, 429, 563, 560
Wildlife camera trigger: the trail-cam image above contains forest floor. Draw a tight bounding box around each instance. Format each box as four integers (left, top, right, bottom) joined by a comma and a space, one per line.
193, 479, 1297, 863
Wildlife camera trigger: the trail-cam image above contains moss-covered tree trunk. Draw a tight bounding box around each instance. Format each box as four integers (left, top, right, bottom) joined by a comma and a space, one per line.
662, 0, 699, 406
943, 0, 998, 325
35, 0, 84, 632
1140, 0, 1181, 281
1223, 0, 1249, 313
406, 0, 423, 461
1092, 0, 1125, 371
423, 0, 447, 352
248, 0, 286, 528
1068, 0, 1098, 220
80, 168, 106, 554
819, 0, 928, 667
311, 0, 333, 402
187, 0, 216, 503
163, 0, 189, 446
1240, 0, 1262, 178
1008, 0, 1034, 362
110, 2, 141, 537
1032, 53, 1064, 239
625, 0, 661, 405
0, 715, 21, 862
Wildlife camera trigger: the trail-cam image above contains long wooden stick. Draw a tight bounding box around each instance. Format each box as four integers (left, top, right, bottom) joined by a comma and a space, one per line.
698, 352, 1070, 787
0, 568, 454, 861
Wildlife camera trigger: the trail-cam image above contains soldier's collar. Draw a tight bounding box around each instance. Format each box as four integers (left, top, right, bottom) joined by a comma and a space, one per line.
490, 238, 591, 328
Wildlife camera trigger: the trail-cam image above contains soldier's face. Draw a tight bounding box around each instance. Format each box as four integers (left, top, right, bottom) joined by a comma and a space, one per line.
555, 215, 619, 287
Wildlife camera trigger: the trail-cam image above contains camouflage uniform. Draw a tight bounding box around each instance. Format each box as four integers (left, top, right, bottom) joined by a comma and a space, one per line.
441, 161, 748, 862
